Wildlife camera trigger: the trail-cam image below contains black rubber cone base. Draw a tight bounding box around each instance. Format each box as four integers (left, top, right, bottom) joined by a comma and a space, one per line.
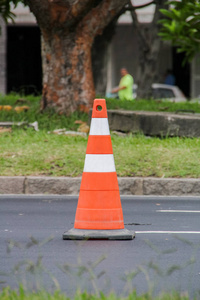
63, 228, 135, 240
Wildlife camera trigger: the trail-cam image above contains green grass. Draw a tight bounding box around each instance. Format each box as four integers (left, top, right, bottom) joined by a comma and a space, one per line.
105, 98, 200, 113
1, 130, 200, 177
1, 94, 200, 130
0, 129, 86, 177
1, 94, 200, 178
0, 93, 88, 131
0, 287, 192, 300
113, 134, 200, 178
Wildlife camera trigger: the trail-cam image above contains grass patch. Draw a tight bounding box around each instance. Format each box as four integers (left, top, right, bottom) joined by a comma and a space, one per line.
1, 94, 200, 178
112, 134, 200, 178
0, 93, 88, 131
0, 129, 86, 177
105, 98, 200, 113
1, 130, 200, 177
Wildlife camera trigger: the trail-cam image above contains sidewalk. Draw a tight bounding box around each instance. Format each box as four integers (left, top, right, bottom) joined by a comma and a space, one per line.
0, 176, 200, 196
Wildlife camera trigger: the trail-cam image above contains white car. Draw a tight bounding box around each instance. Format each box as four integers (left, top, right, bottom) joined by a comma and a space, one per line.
151, 83, 187, 102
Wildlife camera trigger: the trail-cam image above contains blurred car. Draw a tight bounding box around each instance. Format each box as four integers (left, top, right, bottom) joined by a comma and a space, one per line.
151, 83, 187, 102
106, 83, 187, 102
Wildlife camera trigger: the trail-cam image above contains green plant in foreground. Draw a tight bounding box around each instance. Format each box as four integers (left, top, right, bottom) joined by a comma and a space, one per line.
0, 286, 193, 300
2, 236, 200, 299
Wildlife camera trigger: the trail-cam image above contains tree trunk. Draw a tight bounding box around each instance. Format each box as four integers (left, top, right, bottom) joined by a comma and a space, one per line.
130, 0, 167, 99
92, 18, 118, 97
41, 30, 95, 114
26, 0, 129, 115
135, 23, 162, 99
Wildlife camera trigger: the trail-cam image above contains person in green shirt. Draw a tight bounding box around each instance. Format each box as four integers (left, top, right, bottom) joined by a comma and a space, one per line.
112, 68, 134, 101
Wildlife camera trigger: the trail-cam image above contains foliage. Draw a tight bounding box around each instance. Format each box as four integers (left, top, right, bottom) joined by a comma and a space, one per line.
0, 0, 24, 23
159, 0, 200, 63
1, 230, 199, 299
0, 287, 192, 300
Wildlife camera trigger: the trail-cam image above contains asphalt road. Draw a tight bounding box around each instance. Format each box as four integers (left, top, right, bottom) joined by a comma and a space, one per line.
0, 195, 200, 298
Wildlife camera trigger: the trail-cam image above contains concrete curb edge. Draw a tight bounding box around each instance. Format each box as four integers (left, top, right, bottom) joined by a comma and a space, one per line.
0, 176, 200, 196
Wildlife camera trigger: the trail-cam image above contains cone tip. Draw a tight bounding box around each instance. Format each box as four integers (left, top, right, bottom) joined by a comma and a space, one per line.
92, 99, 107, 118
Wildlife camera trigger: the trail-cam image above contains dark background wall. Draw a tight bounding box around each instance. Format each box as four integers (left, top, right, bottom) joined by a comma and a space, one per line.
173, 48, 190, 98
6, 25, 42, 95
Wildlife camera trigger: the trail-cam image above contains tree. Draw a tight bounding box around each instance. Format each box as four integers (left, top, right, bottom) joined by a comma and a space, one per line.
92, 0, 169, 99
27, 0, 129, 114
1, 0, 129, 114
125, 0, 168, 99
0, 0, 171, 106
92, 17, 118, 96
159, 0, 200, 63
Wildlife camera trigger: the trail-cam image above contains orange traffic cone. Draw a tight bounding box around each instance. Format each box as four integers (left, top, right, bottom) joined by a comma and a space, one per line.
63, 99, 135, 240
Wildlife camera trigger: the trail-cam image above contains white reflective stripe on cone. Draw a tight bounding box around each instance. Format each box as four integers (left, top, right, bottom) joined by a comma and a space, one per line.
89, 118, 110, 136
83, 154, 116, 172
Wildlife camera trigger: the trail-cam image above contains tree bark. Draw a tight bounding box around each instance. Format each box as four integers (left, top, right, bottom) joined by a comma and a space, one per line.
92, 17, 118, 97
26, 0, 129, 114
130, 0, 167, 99
40, 30, 95, 114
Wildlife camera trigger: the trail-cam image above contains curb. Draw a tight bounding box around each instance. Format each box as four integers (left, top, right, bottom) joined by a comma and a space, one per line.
0, 176, 200, 196
107, 110, 200, 138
